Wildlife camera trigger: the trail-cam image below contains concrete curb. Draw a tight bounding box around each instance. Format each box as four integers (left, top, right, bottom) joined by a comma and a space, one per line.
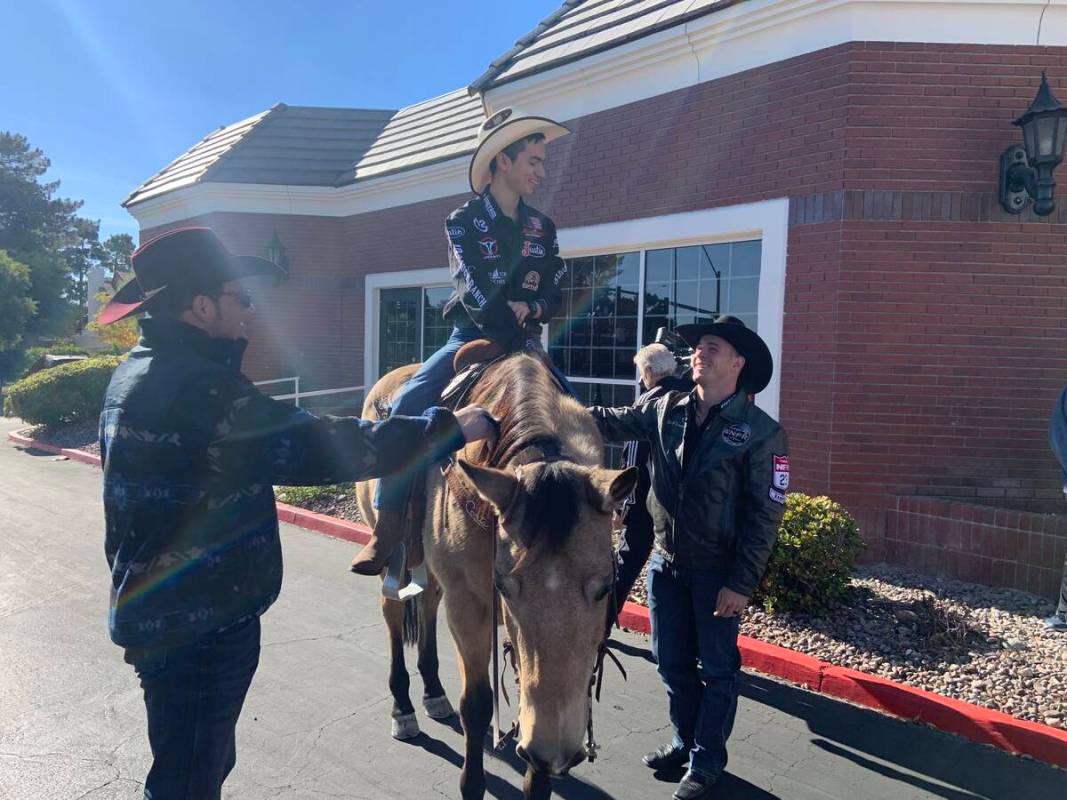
8, 429, 1067, 769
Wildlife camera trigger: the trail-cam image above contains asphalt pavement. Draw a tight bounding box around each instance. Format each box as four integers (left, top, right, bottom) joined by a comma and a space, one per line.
1, 416, 1065, 800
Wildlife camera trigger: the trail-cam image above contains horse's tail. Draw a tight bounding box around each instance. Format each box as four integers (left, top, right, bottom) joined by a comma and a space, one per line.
402, 590, 421, 646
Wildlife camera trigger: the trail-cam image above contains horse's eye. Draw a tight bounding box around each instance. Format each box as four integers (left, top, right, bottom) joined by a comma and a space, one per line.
592, 582, 612, 603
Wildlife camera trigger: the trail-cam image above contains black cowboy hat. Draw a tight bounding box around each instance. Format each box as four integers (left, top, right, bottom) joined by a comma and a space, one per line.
674, 315, 773, 394
99, 227, 284, 325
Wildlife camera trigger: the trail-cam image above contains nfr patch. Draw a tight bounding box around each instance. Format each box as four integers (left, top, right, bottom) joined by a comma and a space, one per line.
773, 455, 789, 489
721, 423, 751, 446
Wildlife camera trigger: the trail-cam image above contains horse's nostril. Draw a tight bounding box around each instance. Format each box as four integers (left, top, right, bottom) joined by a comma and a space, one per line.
516, 744, 550, 772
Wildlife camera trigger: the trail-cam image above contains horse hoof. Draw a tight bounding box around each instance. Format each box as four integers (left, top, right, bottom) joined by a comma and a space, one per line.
423, 694, 455, 719
391, 712, 420, 740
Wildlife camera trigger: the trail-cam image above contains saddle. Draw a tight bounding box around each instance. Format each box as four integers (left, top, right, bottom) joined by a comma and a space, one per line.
381, 339, 566, 599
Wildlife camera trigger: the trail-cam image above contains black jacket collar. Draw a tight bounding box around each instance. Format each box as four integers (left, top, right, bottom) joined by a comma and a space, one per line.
137, 317, 248, 372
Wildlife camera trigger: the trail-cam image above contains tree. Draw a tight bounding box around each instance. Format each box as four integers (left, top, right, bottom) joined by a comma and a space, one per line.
88, 287, 139, 352
0, 133, 82, 257
0, 250, 36, 350
100, 233, 134, 283
63, 217, 104, 329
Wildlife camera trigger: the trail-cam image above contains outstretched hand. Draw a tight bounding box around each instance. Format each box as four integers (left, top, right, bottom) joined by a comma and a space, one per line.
454, 406, 499, 443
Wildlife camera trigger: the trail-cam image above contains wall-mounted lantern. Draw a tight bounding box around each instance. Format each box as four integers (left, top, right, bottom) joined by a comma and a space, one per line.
999, 72, 1067, 215
264, 231, 290, 283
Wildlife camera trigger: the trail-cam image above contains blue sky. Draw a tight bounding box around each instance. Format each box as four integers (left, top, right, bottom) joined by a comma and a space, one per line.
2, 0, 559, 240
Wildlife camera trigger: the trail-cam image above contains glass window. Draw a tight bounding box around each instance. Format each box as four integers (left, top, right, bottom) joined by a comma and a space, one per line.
378, 285, 452, 377
641, 239, 762, 345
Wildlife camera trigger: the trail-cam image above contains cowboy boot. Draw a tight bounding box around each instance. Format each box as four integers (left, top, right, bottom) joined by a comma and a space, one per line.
350, 510, 407, 576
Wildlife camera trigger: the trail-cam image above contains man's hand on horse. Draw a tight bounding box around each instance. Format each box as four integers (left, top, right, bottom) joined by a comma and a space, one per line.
508, 300, 530, 324
454, 406, 499, 443
713, 587, 749, 618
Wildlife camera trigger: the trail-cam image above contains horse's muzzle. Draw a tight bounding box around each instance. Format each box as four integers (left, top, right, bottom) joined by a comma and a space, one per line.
516, 744, 586, 776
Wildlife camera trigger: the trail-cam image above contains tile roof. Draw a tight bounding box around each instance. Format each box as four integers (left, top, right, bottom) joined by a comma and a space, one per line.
469, 0, 741, 92
124, 90, 483, 207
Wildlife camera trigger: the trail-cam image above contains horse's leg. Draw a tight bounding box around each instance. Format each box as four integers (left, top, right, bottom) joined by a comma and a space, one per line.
418, 573, 454, 719
446, 589, 493, 800
382, 595, 420, 740
523, 768, 552, 800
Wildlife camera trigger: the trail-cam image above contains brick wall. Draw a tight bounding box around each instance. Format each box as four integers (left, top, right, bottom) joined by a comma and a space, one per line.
888, 496, 1067, 597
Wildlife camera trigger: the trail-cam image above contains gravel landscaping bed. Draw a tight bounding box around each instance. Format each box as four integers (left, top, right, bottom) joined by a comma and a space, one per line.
627, 562, 1067, 730
275, 487, 366, 525
22, 421, 100, 455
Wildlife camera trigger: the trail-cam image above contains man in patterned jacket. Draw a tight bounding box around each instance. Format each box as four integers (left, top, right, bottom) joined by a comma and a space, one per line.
98, 227, 493, 800
351, 107, 574, 576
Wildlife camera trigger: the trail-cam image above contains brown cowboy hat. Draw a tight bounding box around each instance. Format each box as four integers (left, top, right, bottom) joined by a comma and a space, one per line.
99, 227, 284, 325
468, 107, 570, 194
674, 315, 773, 394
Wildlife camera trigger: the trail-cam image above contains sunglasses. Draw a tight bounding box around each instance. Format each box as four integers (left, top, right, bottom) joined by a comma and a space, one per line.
216, 290, 255, 309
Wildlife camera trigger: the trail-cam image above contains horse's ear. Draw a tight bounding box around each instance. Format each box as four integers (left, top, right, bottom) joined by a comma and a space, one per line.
589, 466, 639, 512
456, 459, 519, 516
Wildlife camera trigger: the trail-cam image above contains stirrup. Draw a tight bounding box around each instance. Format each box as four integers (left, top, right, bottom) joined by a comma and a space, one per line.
381, 542, 428, 600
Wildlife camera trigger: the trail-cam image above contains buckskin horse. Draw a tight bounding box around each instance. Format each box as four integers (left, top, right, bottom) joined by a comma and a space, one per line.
354, 345, 636, 800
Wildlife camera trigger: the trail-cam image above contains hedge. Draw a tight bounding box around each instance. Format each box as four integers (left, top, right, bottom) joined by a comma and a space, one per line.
3, 355, 121, 426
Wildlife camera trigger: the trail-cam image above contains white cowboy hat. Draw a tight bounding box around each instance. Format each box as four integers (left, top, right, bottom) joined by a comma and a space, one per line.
468, 107, 570, 194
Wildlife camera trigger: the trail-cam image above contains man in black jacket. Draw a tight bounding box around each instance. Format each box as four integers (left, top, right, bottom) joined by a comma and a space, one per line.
352, 107, 574, 576
614, 342, 694, 614
590, 316, 788, 800
98, 227, 493, 800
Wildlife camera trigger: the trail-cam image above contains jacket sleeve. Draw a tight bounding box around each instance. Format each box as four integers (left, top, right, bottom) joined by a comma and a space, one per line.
533, 226, 565, 323
205, 383, 467, 487
1049, 386, 1067, 487
588, 401, 661, 444
726, 426, 789, 597
447, 223, 525, 348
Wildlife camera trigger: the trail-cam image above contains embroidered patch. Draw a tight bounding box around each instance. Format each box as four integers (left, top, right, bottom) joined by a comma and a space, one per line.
479, 238, 500, 259
447, 224, 465, 239
773, 455, 790, 489
522, 270, 541, 291
522, 241, 546, 258
474, 217, 489, 233
721, 423, 751, 446
523, 216, 543, 237
489, 268, 507, 285
769, 487, 786, 505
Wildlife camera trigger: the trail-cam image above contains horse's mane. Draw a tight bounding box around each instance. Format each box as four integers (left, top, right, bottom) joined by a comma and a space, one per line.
464, 353, 602, 549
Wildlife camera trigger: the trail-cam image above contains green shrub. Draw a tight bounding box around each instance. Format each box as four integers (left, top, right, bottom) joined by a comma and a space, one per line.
0, 343, 91, 384
275, 483, 354, 506
753, 493, 866, 615
3, 355, 120, 425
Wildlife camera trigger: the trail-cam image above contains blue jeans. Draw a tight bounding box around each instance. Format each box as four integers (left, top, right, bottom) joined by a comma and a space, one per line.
126, 616, 261, 800
646, 553, 741, 780
374, 325, 575, 512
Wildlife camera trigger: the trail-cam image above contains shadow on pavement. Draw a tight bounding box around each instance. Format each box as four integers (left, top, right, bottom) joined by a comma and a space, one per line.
742, 673, 1065, 800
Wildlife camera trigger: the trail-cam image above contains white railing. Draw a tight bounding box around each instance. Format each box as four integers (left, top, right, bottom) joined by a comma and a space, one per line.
254, 376, 365, 410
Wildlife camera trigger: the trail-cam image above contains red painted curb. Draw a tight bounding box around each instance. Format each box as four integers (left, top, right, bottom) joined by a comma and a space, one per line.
8, 430, 103, 467
275, 502, 371, 545
8, 428, 1067, 769
821, 666, 1067, 768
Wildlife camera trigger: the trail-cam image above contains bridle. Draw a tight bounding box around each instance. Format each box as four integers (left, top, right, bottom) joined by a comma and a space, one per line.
441, 436, 627, 763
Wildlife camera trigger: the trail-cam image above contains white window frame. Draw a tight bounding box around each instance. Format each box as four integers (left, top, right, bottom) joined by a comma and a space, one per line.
556, 198, 789, 419
363, 267, 450, 389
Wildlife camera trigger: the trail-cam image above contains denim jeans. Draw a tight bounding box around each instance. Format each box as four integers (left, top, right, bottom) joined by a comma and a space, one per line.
374, 325, 575, 512
646, 553, 741, 780
374, 326, 485, 511
126, 616, 261, 800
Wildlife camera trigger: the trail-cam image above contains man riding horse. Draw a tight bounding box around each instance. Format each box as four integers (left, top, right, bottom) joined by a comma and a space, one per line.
351, 107, 575, 577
